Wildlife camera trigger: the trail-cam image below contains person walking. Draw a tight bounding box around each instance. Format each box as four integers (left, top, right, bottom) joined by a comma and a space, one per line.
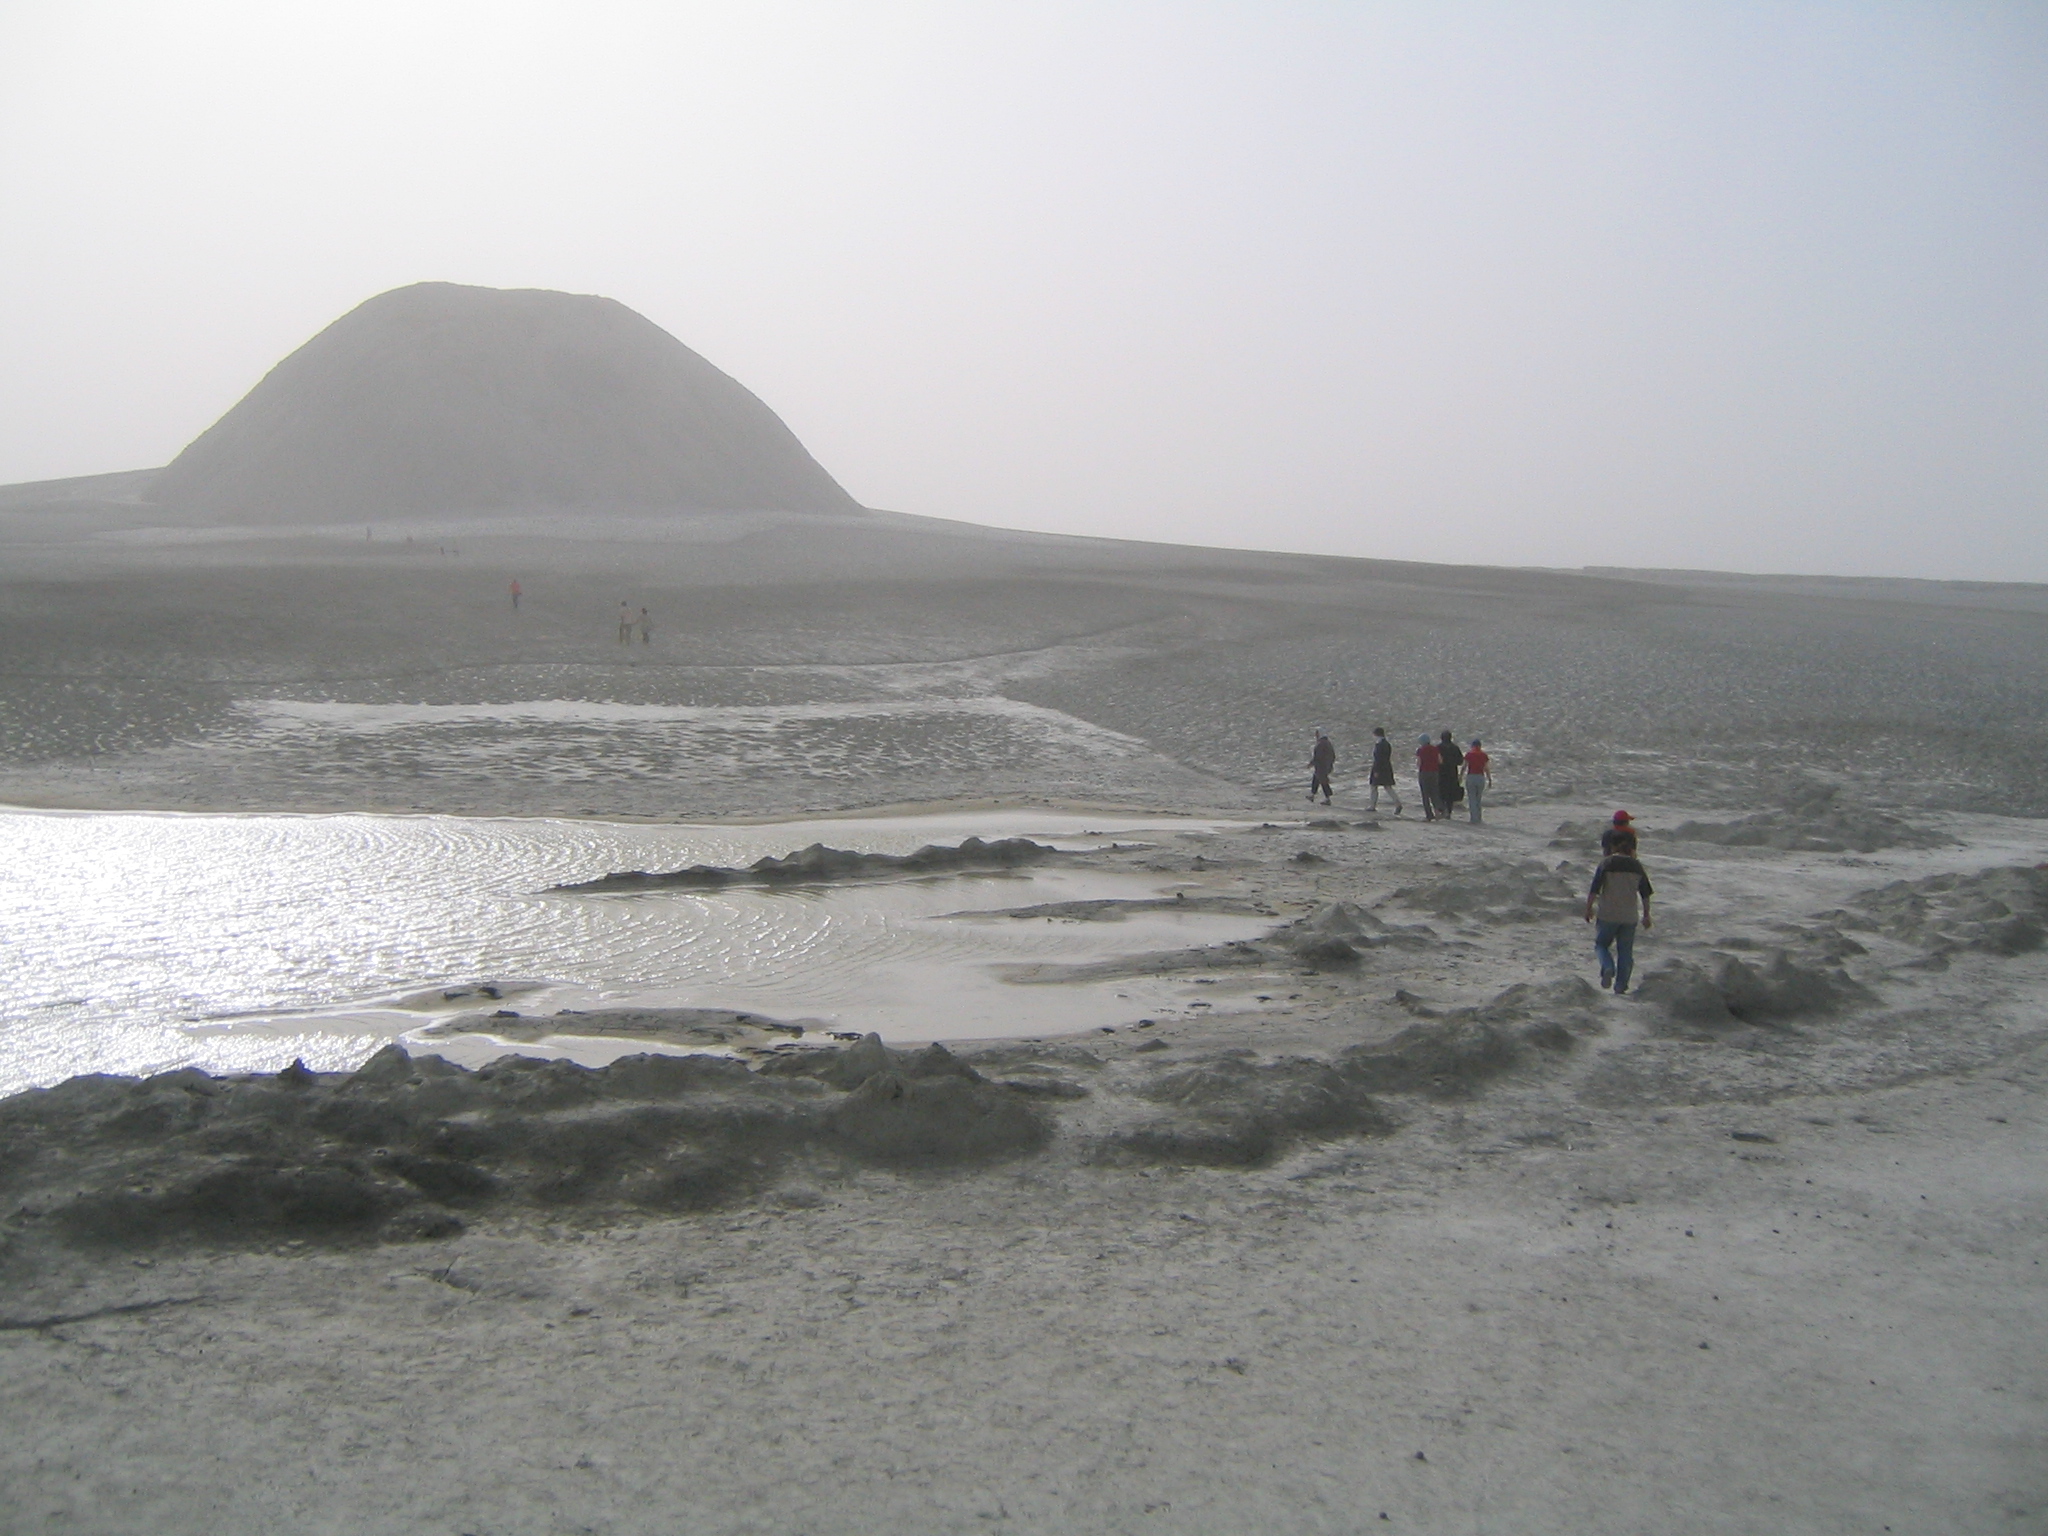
1584, 846, 1654, 993
618, 601, 633, 644
638, 606, 652, 645
1368, 727, 1402, 814
1416, 735, 1442, 820
1437, 730, 1464, 819
509, 579, 522, 611
1463, 738, 1491, 823
1601, 810, 1637, 855
1308, 729, 1337, 805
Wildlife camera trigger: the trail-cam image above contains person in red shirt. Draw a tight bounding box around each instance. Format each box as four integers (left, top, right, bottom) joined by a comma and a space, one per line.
1463, 739, 1491, 823
1416, 735, 1442, 821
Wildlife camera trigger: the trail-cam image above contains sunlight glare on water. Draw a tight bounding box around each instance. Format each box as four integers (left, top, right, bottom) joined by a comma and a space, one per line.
0, 809, 1267, 1092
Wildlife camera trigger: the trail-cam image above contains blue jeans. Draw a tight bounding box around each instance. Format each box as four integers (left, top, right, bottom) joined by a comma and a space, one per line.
1466, 777, 1484, 822
1595, 921, 1637, 990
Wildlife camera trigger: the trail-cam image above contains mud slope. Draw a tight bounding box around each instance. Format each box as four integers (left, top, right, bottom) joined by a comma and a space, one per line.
149, 282, 858, 521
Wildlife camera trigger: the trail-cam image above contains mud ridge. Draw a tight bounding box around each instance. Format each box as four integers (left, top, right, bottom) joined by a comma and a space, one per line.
553, 836, 1066, 892
0, 1040, 1050, 1262
1666, 785, 1951, 854
1823, 863, 2047, 964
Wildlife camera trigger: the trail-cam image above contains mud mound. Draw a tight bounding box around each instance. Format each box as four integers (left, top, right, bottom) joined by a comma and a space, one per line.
827, 1072, 1048, 1166
149, 281, 857, 521
1450, 976, 1605, 1027
557, 836, 1062, 892
1275, 902, 1438, 966
1829, 865, 2048, 961
1000, 939, 1270, 984
954, 1043, 1101, 1100
1635, 950, 1874, 1028
423, 1007, 804, 1046
1549, 820, 1615, 851
760, 1036, 984, 1091
1336, 1002, 1577, 1099
1105, 1056, 1392, 1167
1669, 786, 1948, 854
0, 1037, 1046, 1255
957, 894, 1272, 922
1390, 859, 1582, 922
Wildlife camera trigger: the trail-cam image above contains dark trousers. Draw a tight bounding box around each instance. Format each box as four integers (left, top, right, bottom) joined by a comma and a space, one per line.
1418, 773, 1440, 818
1310, 769, 1332, 801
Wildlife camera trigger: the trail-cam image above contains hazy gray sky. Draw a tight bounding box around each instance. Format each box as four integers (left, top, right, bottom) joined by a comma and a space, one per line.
2, 2, 2043, 578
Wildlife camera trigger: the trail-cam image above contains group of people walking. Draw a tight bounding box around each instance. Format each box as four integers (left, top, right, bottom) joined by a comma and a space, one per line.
1301, 732, 1657, 995
1306, 727, 1492, 823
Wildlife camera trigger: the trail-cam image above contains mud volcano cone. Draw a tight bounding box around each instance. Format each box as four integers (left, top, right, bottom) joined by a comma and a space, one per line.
150, 282, 859, 522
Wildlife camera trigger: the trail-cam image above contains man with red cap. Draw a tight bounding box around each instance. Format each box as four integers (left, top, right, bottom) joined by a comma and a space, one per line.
1601, 810, 1637, 856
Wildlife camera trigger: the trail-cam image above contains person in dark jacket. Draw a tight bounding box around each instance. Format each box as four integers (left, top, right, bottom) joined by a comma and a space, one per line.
1416, 736, 1442, 820
1308, 730, 1337, 805
1368, 727, 1402, 815
1437, 730, 1464, 816
1584, 850, 1655, 993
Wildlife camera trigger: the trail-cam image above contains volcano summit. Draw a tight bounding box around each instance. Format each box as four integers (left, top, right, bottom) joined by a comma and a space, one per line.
143, 282, 858, 522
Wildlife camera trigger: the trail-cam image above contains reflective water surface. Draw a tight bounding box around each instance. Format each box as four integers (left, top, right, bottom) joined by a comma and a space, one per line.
0, 808, 1266, 1092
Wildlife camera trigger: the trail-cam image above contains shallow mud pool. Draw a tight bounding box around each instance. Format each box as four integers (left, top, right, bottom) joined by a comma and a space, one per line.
0, 808, 1267, 1092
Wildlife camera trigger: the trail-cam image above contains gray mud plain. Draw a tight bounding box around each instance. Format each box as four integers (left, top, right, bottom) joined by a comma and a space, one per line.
1, 502, 2045, 1534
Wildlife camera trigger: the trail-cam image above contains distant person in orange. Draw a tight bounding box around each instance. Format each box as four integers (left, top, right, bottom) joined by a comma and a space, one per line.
509, 579, 521, 610
618, 601, 633, 644
639, 606, 651, 645
1463, 738, 1491, 823
1308, 729, 1336, 805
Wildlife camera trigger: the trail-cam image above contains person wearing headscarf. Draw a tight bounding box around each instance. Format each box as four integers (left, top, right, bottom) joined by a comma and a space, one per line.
1368, 727, 1401, 814
1437, 730, 1464, 818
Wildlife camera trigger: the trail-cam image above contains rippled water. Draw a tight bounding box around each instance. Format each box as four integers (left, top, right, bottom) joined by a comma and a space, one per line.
0, 808, 1266, 1092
